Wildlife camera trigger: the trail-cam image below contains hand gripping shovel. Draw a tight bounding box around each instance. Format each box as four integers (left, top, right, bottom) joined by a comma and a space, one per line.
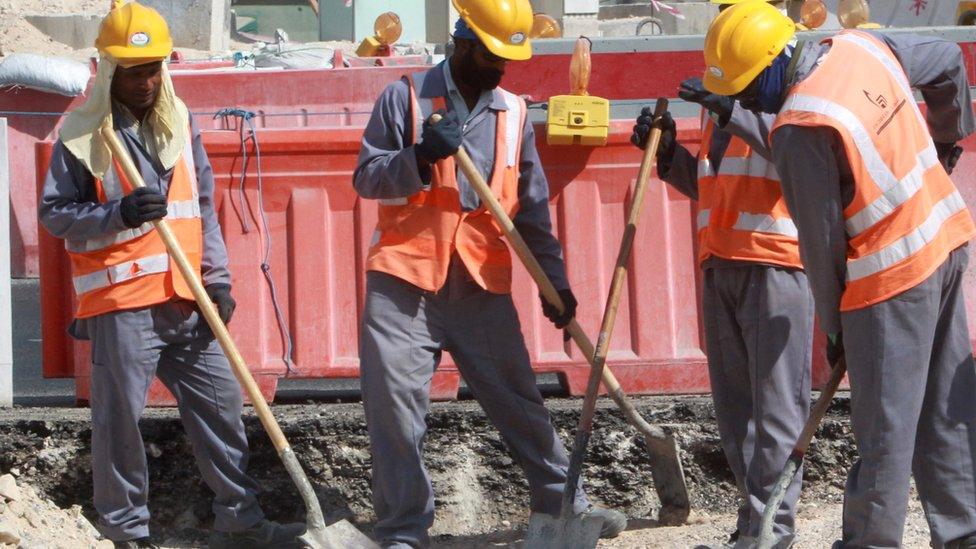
433, 97, 689, 535
756, 354, 848, 549
100, 120, 377, 549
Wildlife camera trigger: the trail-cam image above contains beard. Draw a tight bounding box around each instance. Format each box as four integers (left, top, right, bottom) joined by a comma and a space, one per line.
456, 48, 504, 91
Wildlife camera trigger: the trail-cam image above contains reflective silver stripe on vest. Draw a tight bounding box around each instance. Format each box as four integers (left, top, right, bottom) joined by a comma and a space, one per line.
72, 252, 170, 295
733, 213, 798, 238
378, 197, 409, 206
697, 209, 710, 231
500, 90, 522, 167
697, 158, 712, 179
846, 191, 967, 281
66, 225, 154, 253
697, 155, 778, 182
780, 93, 939, 238
718, 157, 780, 181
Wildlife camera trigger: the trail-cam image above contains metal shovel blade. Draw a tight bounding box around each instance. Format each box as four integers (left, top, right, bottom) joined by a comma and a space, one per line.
299, 518, 379, 549
523, 511, 603, 549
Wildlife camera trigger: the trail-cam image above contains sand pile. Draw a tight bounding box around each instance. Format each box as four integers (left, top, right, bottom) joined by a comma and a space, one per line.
0, 473, 108, 548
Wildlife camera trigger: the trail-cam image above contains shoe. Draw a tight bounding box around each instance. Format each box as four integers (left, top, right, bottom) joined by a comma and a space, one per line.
113, 539, 159, 549
947, 533, 976, 549
208, 519, 307, 549
584, 505, 627, 539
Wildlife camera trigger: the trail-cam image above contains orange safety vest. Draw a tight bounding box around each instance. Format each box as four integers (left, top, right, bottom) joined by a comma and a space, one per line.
365, 70, 527, 294
697, 115, 802, 269
772, 30, 975, 310
67, 135, 203, 319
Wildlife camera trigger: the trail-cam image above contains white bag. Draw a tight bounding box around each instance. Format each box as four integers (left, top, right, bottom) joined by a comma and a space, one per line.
0, 53, 91, 97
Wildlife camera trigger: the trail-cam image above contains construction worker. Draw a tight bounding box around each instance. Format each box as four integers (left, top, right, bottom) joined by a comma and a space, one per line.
353, 0, 626, 546
632, 2, 811, 548
38, 3, 305, 548
702, 3, 976, 548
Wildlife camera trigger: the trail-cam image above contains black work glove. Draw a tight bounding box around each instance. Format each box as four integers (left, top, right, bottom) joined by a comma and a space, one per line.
678, 77, 734, 125
826, 332, 844, 369
205, 283, 236, 324
935, 142, 963, 175
119, 187, 167, 228
632, 108, 677, 176
540, 288, 578, 340
415, 109, 462, 164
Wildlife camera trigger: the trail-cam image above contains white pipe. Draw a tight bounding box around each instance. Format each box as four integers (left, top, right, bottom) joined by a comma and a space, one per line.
0, 118, 11, 407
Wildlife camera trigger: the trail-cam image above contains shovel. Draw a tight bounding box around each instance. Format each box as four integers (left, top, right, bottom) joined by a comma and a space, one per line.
100, 120, 377, 549
522, 97, 670, 548
756, 354, 848, 549
433, 100, 689, 533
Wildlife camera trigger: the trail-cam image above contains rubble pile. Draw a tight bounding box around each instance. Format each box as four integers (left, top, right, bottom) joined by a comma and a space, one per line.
0, 473, 108, 548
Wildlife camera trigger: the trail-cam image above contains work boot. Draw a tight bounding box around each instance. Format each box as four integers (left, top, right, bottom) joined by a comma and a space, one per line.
208, 519, 307, 549
113, 539, 159, 549
584, 505, 627, 539
947, 533, 976, 549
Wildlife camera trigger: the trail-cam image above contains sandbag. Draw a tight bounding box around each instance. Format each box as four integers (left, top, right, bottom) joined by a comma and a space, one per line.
0, 53, 91, 97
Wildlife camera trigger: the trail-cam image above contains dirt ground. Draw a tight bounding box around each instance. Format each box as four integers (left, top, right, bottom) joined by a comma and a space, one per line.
0, 394, 942, 547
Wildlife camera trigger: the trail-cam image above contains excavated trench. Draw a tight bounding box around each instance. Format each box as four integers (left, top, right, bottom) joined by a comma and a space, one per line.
0, 395, 858, 545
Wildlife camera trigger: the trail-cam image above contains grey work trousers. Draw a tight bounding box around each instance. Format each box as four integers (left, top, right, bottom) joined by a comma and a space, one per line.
840, 245, 976, 548
359, 270, 587, 548
702, 264, 814, 544
84, 300, 263, 541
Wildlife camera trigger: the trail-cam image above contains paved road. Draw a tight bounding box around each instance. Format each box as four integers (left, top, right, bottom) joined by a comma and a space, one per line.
11, 279, 564, 407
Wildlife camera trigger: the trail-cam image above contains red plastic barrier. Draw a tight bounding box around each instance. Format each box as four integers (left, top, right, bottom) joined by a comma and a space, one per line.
38, 120, 713, 404
12, 35, 976, 276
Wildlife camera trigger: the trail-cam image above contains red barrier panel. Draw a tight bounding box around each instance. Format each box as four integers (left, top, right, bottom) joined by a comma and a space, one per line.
12, 34, 976, 276
39, 120, 715, 404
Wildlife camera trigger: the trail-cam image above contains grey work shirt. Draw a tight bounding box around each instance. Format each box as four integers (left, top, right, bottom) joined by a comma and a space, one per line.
659, 104, 784, 271
39, 103, 231, 337
771, 32, 975, 334
353, 61, 570, 290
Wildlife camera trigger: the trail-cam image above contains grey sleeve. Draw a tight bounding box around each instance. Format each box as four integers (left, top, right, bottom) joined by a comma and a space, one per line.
879, 32, 975, 142
512, 121, 570, 291
658, 143, 699, 201
38, 140, 128, 240
190, 115, 232, 287
353, 79, 428, 199
772, 125, 847, 335
721, 104, 775, 161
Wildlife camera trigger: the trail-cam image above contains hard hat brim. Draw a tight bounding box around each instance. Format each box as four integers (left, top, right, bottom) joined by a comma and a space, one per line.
103, 42, 173, 64
470, 26, 532, 61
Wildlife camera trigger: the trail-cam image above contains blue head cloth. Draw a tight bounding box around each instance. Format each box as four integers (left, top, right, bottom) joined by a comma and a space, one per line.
756, 46, 793, 114
453, 18, 478, 40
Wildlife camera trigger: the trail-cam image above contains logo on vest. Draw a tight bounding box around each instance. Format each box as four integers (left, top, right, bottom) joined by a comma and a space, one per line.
864, 89, 906, 136
863, 90, 888, 109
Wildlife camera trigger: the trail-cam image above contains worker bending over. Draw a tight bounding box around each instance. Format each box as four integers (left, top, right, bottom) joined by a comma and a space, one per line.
39, 2, 304, 548
633, 2, 811, 547
702, 3, 976, 548
353, 0, 625, 547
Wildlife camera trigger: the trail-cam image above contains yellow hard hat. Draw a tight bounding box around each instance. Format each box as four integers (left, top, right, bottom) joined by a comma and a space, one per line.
702, 1, 795, 96
710, 0, 777, 4
95, 1, 173, 65
451, 0, 534, 61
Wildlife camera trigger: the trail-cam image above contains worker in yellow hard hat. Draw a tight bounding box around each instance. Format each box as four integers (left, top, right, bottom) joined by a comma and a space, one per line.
702, 2, 976, 547
632, 1, 812, 548
353, 0, 626, 546
39, 2, 305, 547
